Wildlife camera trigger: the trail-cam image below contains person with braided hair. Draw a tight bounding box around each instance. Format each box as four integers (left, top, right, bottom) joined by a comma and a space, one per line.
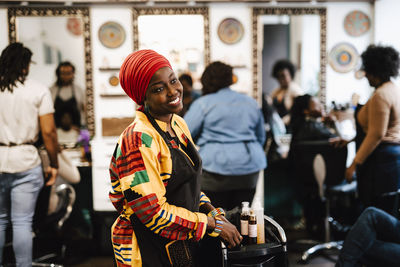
0, 42, 58, 267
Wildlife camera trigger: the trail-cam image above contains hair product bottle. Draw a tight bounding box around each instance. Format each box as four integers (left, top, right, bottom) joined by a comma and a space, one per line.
240, 202, 250, 245
248, 210, 257, 245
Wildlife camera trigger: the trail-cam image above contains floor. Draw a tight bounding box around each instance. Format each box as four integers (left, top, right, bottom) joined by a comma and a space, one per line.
68, 246, 338, 267
67, 226, 339, 267
3, 216, 339, 267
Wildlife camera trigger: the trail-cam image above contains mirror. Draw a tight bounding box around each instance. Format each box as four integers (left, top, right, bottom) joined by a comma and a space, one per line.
252, 7, 327, 105
133, 7, 210, 90
8, 7, 94, 136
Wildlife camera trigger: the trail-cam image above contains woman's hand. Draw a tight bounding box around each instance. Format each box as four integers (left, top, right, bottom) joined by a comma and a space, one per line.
329, 137, 349, 148
217, 216, 242, 249
45, 166, 58, 186
345, 162, 357, 183
322, 114, 337, 124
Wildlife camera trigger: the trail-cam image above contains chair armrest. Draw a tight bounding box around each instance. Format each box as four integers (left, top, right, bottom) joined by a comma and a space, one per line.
55, 183, 76, 230
264, 215, 287, 244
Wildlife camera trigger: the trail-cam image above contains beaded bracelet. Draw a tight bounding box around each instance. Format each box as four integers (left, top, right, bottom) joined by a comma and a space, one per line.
207, 207, 225, 218
208, 219, 224, 237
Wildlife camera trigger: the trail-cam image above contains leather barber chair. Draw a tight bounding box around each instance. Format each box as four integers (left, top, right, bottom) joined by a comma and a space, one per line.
291, 140, 357, 263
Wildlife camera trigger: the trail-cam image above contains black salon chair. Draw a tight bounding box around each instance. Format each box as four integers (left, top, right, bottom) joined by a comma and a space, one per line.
32, 183, 76, 265
290, 140, 357, 263
221, 209, 288, 267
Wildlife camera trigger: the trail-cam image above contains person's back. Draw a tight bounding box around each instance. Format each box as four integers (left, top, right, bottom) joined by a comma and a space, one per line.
0, 78, 53, 171
0, 42, 58, 267
185, 61, 266, 211
186, 87, 266, 175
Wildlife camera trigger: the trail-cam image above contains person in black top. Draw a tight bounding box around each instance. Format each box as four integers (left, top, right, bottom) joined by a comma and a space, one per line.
270, 59, 302, 130
290, 94, 338, 142
50, 61, 85, 128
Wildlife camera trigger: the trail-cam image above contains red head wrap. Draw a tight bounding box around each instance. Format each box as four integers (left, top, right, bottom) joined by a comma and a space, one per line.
119, 49, 172, 107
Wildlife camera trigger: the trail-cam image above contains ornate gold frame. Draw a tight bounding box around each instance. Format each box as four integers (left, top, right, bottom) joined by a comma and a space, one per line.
132, 7, 210, 67
8, 7, 95, 136
252, 7, 327, 105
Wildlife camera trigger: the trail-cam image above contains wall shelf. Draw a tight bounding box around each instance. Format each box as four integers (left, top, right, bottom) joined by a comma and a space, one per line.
99, 67, 120, 71
100, 93, 127, 97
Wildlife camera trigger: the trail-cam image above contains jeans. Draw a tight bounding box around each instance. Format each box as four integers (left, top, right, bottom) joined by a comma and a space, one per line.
0, 165, 44, 267
336, 207, 400, 267
357, 143, 400, 214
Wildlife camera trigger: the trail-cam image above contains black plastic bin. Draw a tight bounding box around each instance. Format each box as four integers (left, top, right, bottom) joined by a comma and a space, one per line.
222, 215, 288, 267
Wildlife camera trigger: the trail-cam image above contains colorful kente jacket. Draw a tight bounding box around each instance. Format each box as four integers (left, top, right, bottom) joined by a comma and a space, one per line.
109, 111, 210, 267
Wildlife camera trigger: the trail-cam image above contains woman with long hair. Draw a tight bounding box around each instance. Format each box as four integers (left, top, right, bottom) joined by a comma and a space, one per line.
0, 42, 58, 267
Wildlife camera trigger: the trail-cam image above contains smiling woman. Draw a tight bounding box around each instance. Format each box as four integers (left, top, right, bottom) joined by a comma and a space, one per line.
109, 49, 242, 267
145, 67, 183, 123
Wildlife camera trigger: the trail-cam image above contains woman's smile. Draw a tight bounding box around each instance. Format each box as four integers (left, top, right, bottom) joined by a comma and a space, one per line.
168, 96, 181, 106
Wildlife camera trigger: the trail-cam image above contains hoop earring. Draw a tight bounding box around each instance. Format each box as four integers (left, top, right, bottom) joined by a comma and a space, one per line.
144, 103, 150, 113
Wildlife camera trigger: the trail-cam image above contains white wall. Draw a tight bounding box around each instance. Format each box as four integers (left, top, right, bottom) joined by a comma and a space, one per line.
90, 6, 135, 211
375, 0, 400, 52
300, 15, 320, 96
374, 0, 400, 85
209, 3, 253, 95
325, 2, 373, 107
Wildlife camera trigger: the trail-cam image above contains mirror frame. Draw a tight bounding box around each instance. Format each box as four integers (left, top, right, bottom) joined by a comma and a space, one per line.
132, 6, 210, 68
8, 7, 95, 136
252, 7, 327, 105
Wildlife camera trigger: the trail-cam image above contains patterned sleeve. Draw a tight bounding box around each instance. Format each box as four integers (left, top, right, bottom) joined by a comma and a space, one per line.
109, 128, 208, 241
199, 191, 211, 207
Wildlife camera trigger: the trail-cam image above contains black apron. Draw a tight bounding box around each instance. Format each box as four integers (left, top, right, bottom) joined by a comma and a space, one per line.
54, 86, 81, 127
130, 111, 203, 267
273, 96, 289, 118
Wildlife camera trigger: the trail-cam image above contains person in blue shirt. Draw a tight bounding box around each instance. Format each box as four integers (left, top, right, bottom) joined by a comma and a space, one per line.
184, 61, 267, 211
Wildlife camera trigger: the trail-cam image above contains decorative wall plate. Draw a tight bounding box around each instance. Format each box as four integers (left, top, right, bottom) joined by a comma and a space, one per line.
329, 42, 359, 73
98, 21, 126, 49
66, 17, 82, 36
344, 10, 370, 37
217, 18, 244, 45
109, 75, 119, 86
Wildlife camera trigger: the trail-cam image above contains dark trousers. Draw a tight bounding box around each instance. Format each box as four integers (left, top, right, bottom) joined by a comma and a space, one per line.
357, 143, 400, 215
203, 189, 256, 211
336, 207, 400, 267
201, 170, 259, 211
